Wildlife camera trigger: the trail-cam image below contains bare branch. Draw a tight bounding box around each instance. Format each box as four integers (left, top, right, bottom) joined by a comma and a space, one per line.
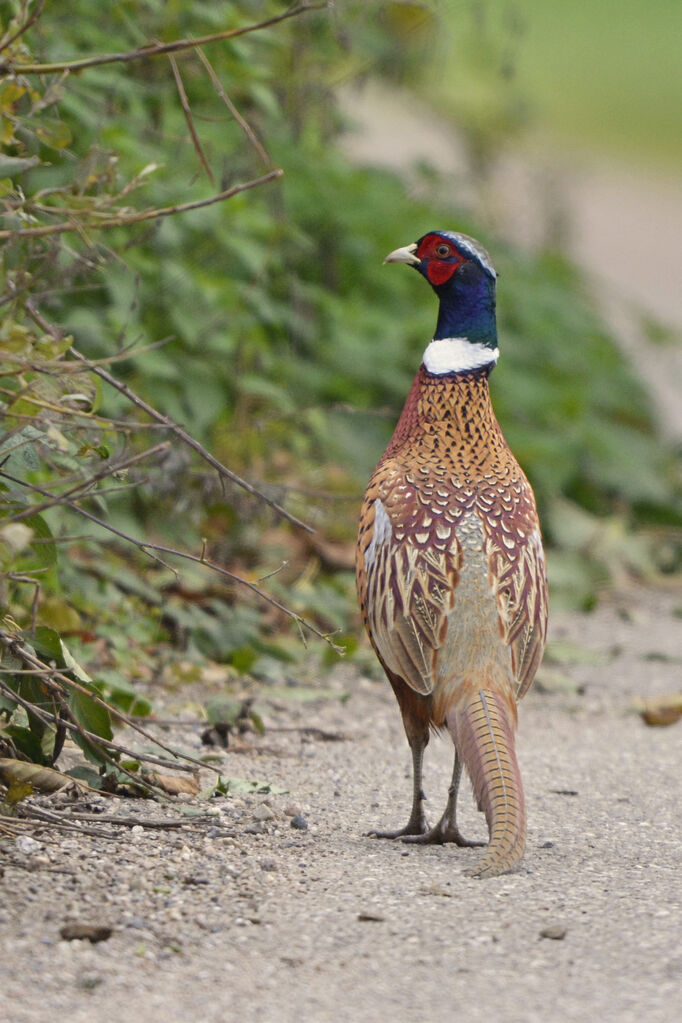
0, 3, 328, 75
0, 634, 214, 775
0, 466, 340, 652
0, 170, 284, 240
6, 441, 170, 525
196, 46, 271, 167
69, 356, 312, 532
0, 0, 45, 55
22, 301, 313, 533
169, 54, 215, 184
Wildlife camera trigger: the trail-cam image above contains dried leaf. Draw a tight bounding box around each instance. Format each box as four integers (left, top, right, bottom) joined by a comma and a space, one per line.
634, 693, 682, 727
143, 771, 200, 796
0, 758, 73, 799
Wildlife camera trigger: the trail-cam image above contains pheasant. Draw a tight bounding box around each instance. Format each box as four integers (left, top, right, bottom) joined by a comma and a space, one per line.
356, 230, 548, 878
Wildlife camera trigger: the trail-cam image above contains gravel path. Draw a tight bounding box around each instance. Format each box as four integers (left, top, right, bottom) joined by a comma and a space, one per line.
2, 586, 681, 1023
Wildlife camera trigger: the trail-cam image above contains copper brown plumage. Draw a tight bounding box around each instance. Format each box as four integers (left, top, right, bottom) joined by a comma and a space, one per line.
356, 230, 548, 877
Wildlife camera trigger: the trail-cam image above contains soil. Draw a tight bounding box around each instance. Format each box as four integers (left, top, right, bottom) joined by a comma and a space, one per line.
1, 585, 681, 1023
3, 78, 681, 1023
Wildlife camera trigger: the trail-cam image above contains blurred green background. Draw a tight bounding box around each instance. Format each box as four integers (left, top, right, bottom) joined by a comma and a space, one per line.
1, 0, 680, 739
432, 0, 682, 169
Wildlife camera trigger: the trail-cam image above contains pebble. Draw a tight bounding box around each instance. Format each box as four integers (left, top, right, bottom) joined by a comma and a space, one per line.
540, 924, 568, 941
252, 805, 275, 822
15, 836, 41, 855
290, 815, 308, 831
77, 973, 103, 991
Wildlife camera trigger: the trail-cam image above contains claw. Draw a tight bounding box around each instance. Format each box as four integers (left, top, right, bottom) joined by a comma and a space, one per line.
366, 815, 428, 840
401, 820, 485, 847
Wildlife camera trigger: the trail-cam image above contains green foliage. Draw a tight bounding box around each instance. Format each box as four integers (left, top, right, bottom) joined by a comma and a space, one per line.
0, 1, 680, 774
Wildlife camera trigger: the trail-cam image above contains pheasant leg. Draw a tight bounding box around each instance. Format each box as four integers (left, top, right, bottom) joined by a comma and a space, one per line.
402, 753, 484, 846
367, 736, 428, 838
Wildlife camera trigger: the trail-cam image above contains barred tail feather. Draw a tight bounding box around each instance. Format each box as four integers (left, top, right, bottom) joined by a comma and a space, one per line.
448, 688, 526, 878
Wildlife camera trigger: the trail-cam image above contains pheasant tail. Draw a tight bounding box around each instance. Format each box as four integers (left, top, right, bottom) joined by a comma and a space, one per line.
448, 688, 526, 878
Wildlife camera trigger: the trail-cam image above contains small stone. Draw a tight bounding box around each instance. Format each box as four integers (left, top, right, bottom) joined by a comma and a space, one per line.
60, 923, 112, 944
130, 825, 144, 840
15, 836, 41, 855
290, 815, 308, 831
77, 973, 103, 991
540, 924, 567, 941
283, 804, 302, 818
252, 805, 274, 822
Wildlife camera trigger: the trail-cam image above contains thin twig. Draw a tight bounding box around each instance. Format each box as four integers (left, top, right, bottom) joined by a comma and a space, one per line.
168, 54, 215, 184
48, 811, 215, 829
68, 349, 313, 532
0, 0, 45, 55
0, 3, 328, 75
6, 441, 170, 525
22, 300, 313, 534
1, 466, 339, 650
0, 645, 211, 776
196, 46, 270, 166
0, 170, 283, 240
15, 804, 113, 838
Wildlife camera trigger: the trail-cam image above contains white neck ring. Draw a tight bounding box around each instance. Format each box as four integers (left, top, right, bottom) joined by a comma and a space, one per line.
422, 337, 499, 375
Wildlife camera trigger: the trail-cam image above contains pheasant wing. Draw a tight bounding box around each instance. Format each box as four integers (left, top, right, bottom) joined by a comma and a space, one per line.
358, 472, 459, 696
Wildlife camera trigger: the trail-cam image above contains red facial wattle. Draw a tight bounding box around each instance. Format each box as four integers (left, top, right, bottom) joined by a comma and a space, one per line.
416, 232, 466, 287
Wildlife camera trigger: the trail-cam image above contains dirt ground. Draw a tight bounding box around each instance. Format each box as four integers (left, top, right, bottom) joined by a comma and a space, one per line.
3, 78, 681, 1023
1, 584, 681, 1023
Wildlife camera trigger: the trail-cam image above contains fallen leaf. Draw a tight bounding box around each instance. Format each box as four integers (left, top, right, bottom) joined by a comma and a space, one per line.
634, 693, 682, 727
143, 771, 200, 796
0, 758, 73, 801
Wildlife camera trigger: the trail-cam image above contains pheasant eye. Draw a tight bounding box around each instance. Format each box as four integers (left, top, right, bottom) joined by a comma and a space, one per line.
435, 244, 451, 258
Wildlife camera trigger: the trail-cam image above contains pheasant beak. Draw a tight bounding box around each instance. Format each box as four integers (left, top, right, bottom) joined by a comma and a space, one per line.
383, 242, 420, 266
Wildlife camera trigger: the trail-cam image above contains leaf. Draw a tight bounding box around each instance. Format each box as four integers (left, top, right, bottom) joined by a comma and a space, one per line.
0, 154, 41, 176
265, 686, 350, 704
543, 639, 612, 667
143, 771, 200, 796
205, 697, 247, 727
95, 670, 152, 717
32, 625, 63, 664
221, 777, 288, 796
34, 117, 72, 149
634, 693, 682, 727
66, 765, 105, 789
534, 668, 582, 695
68, 688, 113, 766
0, 757, 74, 800
0, 522, 34, 556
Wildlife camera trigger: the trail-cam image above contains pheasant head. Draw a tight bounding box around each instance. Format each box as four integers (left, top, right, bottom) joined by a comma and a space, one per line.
385, 230, 498, 374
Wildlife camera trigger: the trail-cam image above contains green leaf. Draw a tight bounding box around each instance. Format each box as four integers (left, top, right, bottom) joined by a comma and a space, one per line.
68, 688, 113, 767
34, 117, 72, 149
0, 154, 41, 176
32, 625, 63, 664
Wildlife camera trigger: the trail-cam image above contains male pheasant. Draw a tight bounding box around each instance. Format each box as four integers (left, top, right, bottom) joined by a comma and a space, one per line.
356, 230, 548, 878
